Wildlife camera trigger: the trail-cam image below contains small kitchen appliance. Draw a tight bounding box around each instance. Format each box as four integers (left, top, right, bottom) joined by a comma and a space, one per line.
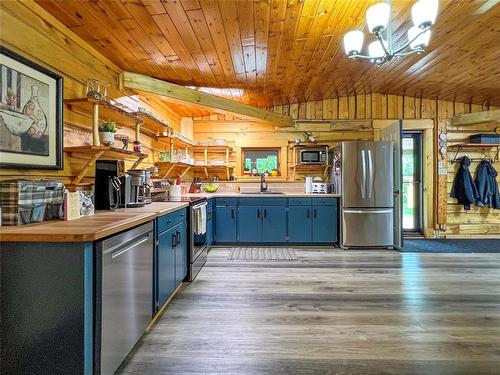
95, 160, 126, 210
312, 182, 332, 194
300, 149, 328, 164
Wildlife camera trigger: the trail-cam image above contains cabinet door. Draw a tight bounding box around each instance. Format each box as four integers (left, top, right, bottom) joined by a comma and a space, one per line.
237, 206, 262, 242
262, 206, 287, 243
312, 206, 337, 243
174, 221, 188, 286
157, 227, 176, 307
288, 206, 312, 243
207, 210, 213, 245
215, 206, 237, 243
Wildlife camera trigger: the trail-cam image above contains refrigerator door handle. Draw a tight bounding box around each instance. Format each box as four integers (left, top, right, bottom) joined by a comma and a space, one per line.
343, 209, 393, 214
367, 149, 374, 199
361, 150, 366, 199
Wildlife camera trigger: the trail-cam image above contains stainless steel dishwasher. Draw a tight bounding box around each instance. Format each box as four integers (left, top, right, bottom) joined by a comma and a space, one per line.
98, 221, 154, 375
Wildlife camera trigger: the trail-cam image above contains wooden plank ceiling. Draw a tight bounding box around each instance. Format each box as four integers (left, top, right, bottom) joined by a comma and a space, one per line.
36, 0, 500, 110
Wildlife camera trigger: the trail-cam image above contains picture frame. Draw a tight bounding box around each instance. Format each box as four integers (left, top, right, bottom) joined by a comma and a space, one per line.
0, 47, 63, 170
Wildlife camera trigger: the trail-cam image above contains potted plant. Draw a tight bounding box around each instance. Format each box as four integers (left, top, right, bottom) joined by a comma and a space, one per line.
98, 119, 117, 145
271, 168, 279, 177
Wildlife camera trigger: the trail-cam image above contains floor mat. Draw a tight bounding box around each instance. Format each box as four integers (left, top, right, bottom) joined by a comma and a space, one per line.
228, 247, 298, 261
403, 239, 500, 253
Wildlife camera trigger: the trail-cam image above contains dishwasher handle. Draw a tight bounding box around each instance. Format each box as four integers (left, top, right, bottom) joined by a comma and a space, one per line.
110, 235, 151, 259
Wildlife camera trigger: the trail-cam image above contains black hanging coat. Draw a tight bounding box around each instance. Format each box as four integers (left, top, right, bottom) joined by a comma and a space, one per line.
450, 156, 480, 210
475, 159, 500, 209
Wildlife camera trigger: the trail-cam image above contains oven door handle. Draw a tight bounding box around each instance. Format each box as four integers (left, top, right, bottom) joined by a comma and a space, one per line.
192, 202, 208, 210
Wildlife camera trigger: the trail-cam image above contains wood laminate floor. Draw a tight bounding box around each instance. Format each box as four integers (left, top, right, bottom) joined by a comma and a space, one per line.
117, 248, 500, 375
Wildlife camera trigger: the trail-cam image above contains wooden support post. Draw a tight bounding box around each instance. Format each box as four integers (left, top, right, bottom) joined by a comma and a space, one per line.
135, 121, 141, 143
92, 103, 100, 146
73, 150, 104, 184
204, 148, 208, 165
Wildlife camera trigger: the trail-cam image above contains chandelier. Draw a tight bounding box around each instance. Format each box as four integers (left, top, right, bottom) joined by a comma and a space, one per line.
343, 0, 438, 65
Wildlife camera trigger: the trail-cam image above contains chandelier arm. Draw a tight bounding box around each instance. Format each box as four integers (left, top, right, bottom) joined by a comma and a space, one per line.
374, 31, 392, 57
349, 54, 375, 60
392, 26, 432, 56
394, 49, 423, 57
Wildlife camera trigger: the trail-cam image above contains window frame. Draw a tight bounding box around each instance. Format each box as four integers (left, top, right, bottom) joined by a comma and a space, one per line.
241, 147, 281, 175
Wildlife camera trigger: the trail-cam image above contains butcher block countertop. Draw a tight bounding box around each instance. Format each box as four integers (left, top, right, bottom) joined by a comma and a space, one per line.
0, 202, 188, 243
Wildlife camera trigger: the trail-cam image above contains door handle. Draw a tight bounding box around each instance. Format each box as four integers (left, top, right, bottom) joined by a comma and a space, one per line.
306, 208, 310, 219
111, 235, 150, 259
313, 208, 317, 219
172, 233, 176, 247
264, 209, 267, 219
231, 208, 234, 219
257, 208, 260, 218
176, 231, 180, 245
361, 150, 366, 199
367, 149, 373, 199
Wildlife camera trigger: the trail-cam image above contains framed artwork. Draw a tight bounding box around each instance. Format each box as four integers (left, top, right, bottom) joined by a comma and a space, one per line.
0, 47, 63, 169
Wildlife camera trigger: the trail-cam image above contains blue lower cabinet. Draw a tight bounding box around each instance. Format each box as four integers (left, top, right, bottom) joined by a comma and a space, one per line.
157, 226, 176, 307
237, 206, 262, 242
215, 206, 237, 242
288, 206, 312, 242
312, 205, 337, 243
262, 206, 287, 242
174, 221, 188, 285
207, 209, 213, 245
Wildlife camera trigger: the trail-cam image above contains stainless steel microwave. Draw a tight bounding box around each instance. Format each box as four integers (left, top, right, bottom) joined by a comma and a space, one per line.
300, 149, 328, 164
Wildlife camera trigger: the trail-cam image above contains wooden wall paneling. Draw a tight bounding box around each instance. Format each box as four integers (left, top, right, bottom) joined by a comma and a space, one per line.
331, 98, 339, 120
348, 96, 356, 119
356, 95, 366, 119
315, 100, 323, 120
403, 96, 415, 119
290, 103, 299, 120
338, 97, 349, 120
387, 95, 398, 118
306, 101, 315, 120
322, 99, 332, 120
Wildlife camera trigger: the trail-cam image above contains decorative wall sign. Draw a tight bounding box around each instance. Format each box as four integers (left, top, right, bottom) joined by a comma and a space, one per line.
0, 47, 63, 169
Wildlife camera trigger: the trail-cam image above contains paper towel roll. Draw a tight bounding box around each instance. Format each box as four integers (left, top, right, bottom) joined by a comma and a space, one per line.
305, 177, 313, 194
169, 185, 181, 197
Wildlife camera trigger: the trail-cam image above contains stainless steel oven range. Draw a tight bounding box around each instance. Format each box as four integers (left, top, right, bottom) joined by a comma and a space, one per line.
152, 195, 208, 281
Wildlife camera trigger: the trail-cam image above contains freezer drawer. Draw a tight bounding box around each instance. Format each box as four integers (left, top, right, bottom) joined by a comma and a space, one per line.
342, 208, 393, 247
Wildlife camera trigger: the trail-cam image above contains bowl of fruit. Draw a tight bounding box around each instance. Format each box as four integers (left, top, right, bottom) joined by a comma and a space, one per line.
203, 183, 219, 193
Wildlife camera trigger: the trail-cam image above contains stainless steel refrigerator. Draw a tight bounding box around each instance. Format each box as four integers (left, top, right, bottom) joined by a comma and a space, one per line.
341, 141, 394, 248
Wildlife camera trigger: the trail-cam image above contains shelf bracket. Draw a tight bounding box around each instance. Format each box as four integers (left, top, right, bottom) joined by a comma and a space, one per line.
73, 150, 105, 185
92, 103, 100, 146
131, 156, 146, 169
163, 163, 177, 178
180, 166, 191, 179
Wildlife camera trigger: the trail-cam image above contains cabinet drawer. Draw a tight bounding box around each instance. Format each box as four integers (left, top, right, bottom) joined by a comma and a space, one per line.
312, 198, 338, 206
215, 197, 238, 207
238, 197, 287, 206
157, 208, 187, 233
289, 197, 312, 206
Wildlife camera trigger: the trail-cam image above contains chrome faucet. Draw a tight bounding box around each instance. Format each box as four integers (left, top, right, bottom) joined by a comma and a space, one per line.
260, 173, 268, 192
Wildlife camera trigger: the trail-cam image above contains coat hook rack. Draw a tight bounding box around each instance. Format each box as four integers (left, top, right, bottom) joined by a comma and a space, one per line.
449, 143, 500, 164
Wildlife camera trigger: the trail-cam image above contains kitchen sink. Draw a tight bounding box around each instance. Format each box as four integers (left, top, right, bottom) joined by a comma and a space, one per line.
240, 191, 285, 195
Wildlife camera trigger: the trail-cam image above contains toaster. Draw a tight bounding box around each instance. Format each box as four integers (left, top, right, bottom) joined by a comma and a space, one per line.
311, 182, 332, 194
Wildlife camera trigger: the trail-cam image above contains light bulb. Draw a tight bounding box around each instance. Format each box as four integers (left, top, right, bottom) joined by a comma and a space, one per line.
412, 0, 438, 28
343, 30, 364, 55
408, 26, 431, 49
366, 2, 391, 33
368, 40, 387, 59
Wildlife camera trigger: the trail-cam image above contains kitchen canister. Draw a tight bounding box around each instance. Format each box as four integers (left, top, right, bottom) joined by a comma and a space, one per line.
169, 185, 181, 197
305, 177, 313, 194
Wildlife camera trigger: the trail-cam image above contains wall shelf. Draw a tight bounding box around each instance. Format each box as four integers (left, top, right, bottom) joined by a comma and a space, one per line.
448, 143, 499, 164
133, 111, 172, 136
192, 165, 234, 180
64, 146, 148, 184
291, 164, 331, 180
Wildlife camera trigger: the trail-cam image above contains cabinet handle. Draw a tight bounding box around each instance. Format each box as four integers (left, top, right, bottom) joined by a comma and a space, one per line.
176, 231, 180, 245
231, 208, 234, 219
257, 209, 260, 218
264, 209, 267, 219
172, 233, 176, 247
313, 208, 317, 219
306, 208, 310, 219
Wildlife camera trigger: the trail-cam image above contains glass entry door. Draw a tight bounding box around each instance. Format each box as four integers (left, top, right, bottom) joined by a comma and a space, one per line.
402, 132, 422, 233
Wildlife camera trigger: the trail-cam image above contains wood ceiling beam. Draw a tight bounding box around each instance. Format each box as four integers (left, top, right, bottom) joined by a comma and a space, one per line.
451, 109, 500, 126
119, 71, 293, 127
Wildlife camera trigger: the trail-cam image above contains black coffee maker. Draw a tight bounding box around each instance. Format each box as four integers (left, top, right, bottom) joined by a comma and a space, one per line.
95, 160, 128, 210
